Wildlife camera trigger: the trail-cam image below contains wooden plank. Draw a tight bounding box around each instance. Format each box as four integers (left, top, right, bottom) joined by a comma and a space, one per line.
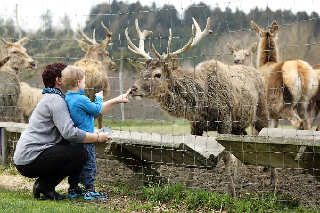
216, 128, 320, 181
94, 130, 225, 170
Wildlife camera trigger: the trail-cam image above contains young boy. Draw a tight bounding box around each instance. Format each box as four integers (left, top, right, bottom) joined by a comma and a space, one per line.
62, 66, 130, 200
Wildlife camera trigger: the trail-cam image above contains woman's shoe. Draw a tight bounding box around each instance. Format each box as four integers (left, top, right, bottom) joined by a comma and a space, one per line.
33, 181, 66, 200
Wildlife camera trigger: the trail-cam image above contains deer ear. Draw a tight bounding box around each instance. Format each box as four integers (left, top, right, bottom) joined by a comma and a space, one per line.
16, 37, 28, 46
250, 42, 258, 53
0, 56, 10, 68
269, 20, 279, 36
1, 38, 9, 46
251, 21, 264, 37
76, 39, 89, 52
227, 43, 234, 54
129, 59, 147, 72
167, 56, 179, 71
97, 40, 108, 52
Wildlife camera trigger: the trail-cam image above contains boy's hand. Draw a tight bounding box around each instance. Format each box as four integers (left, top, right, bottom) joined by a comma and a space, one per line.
97, 132, 112, 142
95, 91, 103, 98
115, 89, 131, 104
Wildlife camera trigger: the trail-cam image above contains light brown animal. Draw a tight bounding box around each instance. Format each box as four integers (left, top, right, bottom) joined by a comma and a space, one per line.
227, 42, 257, 67
0, 37, 37, 75
251, 20, 318, 130
16, 82, 43, 123
311, 64, 320, 130
74, 22, 117, 129
0, 37, 40, 123
127, 18, 269, 197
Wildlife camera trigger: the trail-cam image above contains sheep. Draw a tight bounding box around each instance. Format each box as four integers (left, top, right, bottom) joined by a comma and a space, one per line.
251, 20, 318, 130
126, 18, 269, 197
227, 42, 258, 67
16, 82, 43, 123
74, 22, 117, 129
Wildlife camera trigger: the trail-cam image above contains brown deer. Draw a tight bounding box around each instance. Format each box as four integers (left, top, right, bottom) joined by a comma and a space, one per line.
251, 20, 318, 131
0, 37, 37, 75
74, 22, 117, 129
126, 18, 269, 197
227, 43, 257, 67
0, 37, 41, 123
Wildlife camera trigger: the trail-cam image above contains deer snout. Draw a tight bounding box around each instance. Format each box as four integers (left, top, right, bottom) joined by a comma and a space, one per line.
110, 61, 117, 70
129, 86, 137, 94
30, 61, 37, 70
234, 59, 241, 64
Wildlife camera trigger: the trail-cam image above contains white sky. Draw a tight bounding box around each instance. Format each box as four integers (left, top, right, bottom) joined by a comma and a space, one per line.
1, 0, 320, 32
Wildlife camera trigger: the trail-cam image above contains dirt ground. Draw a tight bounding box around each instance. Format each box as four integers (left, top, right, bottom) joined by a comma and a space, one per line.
95, 158, 320, 207
1, 158, 319, 209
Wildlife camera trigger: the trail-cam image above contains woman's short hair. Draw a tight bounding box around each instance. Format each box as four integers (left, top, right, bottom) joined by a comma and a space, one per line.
61, 66, 85, 91
42, 63, 67, 88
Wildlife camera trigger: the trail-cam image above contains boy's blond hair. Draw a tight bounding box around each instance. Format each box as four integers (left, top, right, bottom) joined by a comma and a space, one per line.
62, 66, 85, 91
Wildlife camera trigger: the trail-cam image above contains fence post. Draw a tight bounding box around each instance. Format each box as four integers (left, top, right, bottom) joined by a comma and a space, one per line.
1, 127, 7, 166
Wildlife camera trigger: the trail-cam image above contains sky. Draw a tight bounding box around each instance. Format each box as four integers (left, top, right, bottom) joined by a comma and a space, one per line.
1, 0, 320, 32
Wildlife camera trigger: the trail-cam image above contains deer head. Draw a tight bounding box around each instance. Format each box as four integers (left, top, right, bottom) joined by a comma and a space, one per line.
126, 18, 212, 100
227, 43, 257, 66
251, 20, 279, 67
0, 37, 37, 72
76, 22, 117, 71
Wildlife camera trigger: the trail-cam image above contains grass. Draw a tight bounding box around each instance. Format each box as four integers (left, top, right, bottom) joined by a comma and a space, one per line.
100, 118, 305, 136
0, 181, 318, 213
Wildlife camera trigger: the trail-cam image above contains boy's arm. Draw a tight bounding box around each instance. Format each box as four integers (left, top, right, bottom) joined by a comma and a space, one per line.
100, 89, 130, 114
79, 95, 103, 116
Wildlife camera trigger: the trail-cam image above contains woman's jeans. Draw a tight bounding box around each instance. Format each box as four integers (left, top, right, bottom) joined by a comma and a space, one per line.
15, 140, 87, 190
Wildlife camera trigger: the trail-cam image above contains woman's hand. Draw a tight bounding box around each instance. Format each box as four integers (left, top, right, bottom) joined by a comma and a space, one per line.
97, 132, 112, 142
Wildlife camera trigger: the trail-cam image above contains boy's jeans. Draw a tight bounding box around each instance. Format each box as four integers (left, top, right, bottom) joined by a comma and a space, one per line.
68, 143, 97, 187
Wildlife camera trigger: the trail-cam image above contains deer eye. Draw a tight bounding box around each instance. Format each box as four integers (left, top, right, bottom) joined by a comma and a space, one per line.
154, 73, 161, 78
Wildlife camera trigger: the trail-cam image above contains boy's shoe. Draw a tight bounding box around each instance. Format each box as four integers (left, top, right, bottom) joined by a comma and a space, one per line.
84, 188, 108, 200
67, 186, 86, 198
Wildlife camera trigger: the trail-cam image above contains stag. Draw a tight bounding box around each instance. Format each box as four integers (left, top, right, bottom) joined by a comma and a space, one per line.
74, 22, 117, 129
126, 18, 269, 197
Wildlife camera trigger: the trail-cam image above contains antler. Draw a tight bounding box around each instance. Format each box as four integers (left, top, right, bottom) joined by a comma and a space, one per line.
190, 17, 213, 47
151, 17, 212, 62
125, 19, 153, 59
101, 21, 113, 46
77, 24, 98, 45
152, 27, 194, 62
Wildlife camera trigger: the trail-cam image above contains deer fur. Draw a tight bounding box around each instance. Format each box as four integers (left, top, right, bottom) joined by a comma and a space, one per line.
251, 20, 318, 130
16, 82, 43, 123
74, 22, 116, 129
311, 64, 320, 130
0, 37, 37, 75
127, 18, 269, 197
227, 43, 257, 67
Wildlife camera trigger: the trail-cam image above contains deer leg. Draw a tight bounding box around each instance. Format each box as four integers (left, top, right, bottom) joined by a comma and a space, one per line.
270, 167, 277, 187
271, 119, 279, 128
98, 116, 103, 129
185, 168, 194, 188
223, 152, 236, 197
282, 107, 304, 130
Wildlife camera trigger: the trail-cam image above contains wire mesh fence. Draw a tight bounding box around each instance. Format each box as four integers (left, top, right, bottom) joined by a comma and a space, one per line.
0, 0, 320, 207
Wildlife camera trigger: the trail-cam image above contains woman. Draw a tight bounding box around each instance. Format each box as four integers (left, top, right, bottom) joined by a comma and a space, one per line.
13, 63, 113, 200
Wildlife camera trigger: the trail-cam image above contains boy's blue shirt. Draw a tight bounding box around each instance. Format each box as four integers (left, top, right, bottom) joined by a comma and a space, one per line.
65, 89, 103, 133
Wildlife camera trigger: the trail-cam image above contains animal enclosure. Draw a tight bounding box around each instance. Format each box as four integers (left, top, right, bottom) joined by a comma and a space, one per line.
1, 0, 320, 207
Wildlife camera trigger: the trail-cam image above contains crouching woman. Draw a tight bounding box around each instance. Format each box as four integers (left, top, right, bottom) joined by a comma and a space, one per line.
13, 63, 112, 200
